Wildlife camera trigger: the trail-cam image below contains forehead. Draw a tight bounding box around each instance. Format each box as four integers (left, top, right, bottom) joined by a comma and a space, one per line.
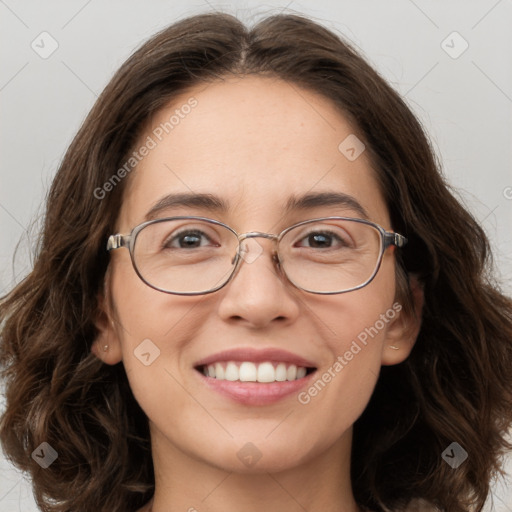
119, 75, 390, 231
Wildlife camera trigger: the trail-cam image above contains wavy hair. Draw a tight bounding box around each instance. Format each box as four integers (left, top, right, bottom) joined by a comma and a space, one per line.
1, 11, 512, 512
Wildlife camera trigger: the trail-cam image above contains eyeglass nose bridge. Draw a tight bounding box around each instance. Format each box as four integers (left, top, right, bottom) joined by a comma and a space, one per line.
235, 231, 281, 266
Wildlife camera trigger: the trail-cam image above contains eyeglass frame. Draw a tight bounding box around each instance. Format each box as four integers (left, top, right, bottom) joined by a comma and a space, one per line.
106, 215, 407, 296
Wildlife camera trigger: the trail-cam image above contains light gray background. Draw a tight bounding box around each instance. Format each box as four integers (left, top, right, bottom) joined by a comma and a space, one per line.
1, 1, 511, 510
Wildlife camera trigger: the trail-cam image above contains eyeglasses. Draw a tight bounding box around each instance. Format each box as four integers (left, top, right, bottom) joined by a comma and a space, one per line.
106, 216, 407, 295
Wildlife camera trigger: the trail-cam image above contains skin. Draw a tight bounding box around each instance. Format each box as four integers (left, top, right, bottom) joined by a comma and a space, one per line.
92, 75, 423, 512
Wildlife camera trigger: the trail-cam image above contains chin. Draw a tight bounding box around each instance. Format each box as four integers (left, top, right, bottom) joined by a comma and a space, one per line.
191, 434, 317, 474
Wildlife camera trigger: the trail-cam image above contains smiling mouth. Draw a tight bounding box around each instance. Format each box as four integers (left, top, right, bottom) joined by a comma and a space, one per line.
196, 361, 316, 383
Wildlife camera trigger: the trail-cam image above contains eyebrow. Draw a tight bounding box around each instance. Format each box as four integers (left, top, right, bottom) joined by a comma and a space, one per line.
145, 193, 229, 221
144, 191, 369, 221
284, 191, 369, 219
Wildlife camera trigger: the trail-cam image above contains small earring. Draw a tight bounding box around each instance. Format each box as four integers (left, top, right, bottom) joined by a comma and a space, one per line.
389, 345, 399, 350
103, 344, 109, 352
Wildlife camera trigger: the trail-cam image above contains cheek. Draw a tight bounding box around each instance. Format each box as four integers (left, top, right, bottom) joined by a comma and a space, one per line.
317, 250, 397, 354
300, 255, 397, 417
110, 254, 201, 342
108, 257, 200, 395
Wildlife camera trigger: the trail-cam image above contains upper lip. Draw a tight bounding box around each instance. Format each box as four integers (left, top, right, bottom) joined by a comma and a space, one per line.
194, 347, 317, 368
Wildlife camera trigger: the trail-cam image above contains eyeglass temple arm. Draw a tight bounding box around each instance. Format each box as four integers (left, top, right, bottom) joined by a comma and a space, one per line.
384, 232, 408, 249
107, 234, 131, 251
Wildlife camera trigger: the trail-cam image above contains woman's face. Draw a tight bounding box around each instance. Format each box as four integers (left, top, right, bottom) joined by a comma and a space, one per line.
95, 75, 418, 474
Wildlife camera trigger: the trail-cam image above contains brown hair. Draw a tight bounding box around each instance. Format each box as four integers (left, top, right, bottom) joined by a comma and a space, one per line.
1, 11, 511, 512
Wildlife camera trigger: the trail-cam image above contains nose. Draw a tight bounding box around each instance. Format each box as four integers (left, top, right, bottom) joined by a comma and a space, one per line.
217, 235, 301, 328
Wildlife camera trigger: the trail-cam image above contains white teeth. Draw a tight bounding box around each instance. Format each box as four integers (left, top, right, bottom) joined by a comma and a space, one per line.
203, 361, 311, 382
286, 364, 297, 381
239, 362, 257, 382
225, 362, 239, 381
215, 362, 225, 380
257, 362, 275, 383
275, 363, 287, 382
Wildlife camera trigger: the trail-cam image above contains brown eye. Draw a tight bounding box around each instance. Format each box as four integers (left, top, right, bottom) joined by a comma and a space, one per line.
164, 230, 213, 249
294, 227, 353, 250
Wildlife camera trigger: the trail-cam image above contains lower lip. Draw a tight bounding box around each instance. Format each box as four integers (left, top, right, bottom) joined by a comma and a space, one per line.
195, 369, 317, 405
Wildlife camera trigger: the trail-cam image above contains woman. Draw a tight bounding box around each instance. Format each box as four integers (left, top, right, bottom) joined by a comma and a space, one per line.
1, 11, 511, 512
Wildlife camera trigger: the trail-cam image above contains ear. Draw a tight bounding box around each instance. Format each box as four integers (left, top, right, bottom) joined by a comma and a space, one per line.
381, 274, 424, 366
91, 286, 123, 365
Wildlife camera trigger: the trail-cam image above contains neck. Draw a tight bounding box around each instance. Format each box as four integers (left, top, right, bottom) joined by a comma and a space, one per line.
146, 423, 361, 512
148, 499, 364, 512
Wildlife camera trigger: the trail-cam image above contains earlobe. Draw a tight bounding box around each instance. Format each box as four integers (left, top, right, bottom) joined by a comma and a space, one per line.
91, 291, 123, 365
381, 274, 424, 366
